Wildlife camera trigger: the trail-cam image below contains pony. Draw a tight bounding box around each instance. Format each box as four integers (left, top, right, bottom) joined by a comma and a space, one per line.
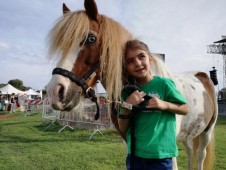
46, 1, 218, 170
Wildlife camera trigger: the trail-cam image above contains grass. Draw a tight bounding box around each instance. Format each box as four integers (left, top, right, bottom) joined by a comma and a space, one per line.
0, 111, 126, 170
0, 111, 225, 170
213, 116, 226, 170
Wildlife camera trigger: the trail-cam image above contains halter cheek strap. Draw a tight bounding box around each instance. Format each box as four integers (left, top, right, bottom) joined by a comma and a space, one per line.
52, 62, 100, 120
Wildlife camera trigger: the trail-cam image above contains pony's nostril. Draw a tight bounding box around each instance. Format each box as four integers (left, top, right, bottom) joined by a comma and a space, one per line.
58, 85, 64, 102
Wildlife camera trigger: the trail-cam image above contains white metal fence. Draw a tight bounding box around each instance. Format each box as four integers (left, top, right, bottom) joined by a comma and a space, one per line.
40, 99, 112, 140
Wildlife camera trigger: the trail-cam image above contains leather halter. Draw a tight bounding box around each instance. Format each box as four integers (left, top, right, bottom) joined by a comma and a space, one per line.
52, 62, 100, 120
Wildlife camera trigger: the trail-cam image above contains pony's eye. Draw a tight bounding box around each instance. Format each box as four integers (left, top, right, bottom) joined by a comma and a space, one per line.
85, 34, 96, 45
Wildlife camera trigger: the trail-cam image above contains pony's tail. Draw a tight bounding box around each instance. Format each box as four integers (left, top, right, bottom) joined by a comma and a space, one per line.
193, 72, 218, 170
204, 131, 215, 170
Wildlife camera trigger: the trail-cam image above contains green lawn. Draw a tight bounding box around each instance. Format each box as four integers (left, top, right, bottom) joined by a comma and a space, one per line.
0, 112, 225, 170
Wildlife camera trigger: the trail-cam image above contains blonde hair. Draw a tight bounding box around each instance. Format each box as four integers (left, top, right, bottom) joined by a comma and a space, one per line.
47, 11, 90, 58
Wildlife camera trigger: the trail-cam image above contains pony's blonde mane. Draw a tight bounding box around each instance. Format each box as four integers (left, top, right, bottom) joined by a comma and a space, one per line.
99, 15, 132, 101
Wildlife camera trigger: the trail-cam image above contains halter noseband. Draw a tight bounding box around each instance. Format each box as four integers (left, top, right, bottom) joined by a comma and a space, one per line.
52, 62, 100, 120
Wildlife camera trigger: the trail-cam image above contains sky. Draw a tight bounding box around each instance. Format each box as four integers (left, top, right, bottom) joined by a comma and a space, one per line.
0, 0, 225, 91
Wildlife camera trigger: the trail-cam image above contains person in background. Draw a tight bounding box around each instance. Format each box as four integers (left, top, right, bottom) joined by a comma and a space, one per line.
15, 95, 20, 108
0, 91, 3, 111
118, 39, 189, 170
10, 93, 16, 113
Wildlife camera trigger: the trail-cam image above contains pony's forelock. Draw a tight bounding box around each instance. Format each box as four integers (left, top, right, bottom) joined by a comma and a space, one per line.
47, 11, 89, 60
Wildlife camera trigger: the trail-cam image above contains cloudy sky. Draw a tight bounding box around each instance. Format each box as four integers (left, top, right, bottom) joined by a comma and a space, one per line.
0, 0, 225, 91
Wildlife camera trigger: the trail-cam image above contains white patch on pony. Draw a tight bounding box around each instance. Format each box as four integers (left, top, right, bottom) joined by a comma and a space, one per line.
47, 75, 71, 104
47, 48, 81, 104
173, 73, 209, 141
57, 49, 80, 70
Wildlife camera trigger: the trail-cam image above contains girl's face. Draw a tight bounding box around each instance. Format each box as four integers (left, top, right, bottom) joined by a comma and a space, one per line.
125, 48, 152, 84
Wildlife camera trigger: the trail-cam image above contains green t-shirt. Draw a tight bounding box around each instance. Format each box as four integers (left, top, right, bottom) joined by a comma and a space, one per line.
122, 76, 187, 159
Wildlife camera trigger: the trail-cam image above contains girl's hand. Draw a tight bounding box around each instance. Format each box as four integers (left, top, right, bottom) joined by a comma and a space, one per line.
125, 90, 146, 106
146, 97, 167, 110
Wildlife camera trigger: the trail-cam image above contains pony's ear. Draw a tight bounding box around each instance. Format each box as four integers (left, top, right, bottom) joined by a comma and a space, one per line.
63, 3, 70, 14
84, 0, 99, 21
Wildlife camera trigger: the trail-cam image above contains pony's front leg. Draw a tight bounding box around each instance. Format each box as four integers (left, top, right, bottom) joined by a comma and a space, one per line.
172, 157, 178, 170
183, 140, 194, 170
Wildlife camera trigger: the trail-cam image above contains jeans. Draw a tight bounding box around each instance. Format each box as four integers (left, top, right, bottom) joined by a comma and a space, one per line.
126, 154, 173, 170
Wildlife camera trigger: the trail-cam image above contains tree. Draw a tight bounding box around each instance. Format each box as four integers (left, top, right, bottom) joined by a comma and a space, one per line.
8, 79, 27, 91
0, 83, 6, 88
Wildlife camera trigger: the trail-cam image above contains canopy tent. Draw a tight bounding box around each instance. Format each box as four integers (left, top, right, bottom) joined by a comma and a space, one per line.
0, 84, 24, 95
94, 81, 107, 97
24, 89, 40, 95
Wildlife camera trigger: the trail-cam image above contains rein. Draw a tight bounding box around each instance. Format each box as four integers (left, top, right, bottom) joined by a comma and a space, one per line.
52, 62, 100, 120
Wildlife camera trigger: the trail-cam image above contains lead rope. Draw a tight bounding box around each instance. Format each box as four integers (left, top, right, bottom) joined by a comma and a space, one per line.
86, 87, 100, 120
94, 99, 100, 120
108, 84, 153, 170
130, 108, 136, 170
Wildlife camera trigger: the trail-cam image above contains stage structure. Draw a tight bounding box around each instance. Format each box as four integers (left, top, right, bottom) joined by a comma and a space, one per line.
207, 36, 226, 87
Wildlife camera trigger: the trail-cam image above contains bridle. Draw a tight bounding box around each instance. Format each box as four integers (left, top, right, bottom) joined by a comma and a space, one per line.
52, 62, 100, 120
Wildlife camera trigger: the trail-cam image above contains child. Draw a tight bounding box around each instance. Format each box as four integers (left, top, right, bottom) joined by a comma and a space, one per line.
118, 39, 189, 170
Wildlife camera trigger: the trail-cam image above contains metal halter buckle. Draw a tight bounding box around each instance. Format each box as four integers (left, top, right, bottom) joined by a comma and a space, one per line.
120, 102, 133, 110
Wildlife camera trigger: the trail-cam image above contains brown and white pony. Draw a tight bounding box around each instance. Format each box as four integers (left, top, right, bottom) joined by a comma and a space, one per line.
46, 1, 218, 170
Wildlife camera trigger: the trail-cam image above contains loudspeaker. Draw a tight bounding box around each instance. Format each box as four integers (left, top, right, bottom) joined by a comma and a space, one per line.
209, 67, 218, 85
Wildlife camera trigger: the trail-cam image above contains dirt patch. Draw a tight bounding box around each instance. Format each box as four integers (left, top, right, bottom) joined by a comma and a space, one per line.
0, 114, 16, 120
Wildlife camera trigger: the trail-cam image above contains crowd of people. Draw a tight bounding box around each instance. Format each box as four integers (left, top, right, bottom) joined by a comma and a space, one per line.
0, 91, 20, 113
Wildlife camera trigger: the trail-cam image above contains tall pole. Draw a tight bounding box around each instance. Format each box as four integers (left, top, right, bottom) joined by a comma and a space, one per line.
207, 35, 226, 89
223, 55, 226, 87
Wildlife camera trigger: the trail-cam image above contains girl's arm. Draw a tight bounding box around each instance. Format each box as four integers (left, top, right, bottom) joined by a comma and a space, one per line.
118, 90, 146, 133
118, 109, 131, 134
146, 97, 189, 115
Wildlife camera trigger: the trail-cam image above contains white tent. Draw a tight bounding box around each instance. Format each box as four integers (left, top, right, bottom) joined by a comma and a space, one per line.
94, 81, 107, 96
24, 89, 40, 95
0, 84, 24, 95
